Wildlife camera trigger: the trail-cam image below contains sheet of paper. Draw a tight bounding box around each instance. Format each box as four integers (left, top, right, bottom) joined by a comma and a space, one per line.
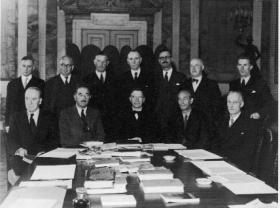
19, 180, 72, 189
101, 194, 136, 207
31, 165, 76, 180
175, 149, 222, 160
80, 141, 103, 147
0, 187, 66, 208
39, 148, 83, 158
223, 182, 278, 195
228, 198, 278, 208
208, 174, 264, 184
191, 161, 246, 176
5, 198, 57, 208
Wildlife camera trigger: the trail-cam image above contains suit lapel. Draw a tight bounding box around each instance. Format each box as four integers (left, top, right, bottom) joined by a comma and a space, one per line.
17, 77, 25, 90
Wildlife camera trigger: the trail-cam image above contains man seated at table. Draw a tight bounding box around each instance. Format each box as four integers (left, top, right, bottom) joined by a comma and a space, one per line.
165, 89, 211, 148
7, 87, 58, 184
59, 84, 105, 147
115, 88, 157, 143
213, 91, 260, 172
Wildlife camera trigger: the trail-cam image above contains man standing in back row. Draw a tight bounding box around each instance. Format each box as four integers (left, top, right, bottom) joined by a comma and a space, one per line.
44, 55, 80, 118
154, 48, 186, 141
229, 54, 274, 121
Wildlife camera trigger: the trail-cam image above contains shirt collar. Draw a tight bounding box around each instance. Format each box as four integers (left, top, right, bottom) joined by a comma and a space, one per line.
27, 108, 40, 124
192, 75, 202, 83
131, 68, 141, 77
162, 68, 173, 77
182, 109, 192, 117
96, 71, 106, 77
230, 112, 241, 122
21, 75, 32, 82
76, 105, 87, 117
60, 74, 71, 82
241, 76, 251, 84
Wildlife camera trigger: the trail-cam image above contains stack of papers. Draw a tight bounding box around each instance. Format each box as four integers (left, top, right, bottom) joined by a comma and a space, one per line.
80, 141, 104, 148
120, 156, 150, 163
175, 149, 222, 160
86, 175, 127, 194
150, 143, 186, 151
101, 194, 136, 207
95, 158, 119, 167
101, 143, 117, 151
31, 165, 76, 180
191, 161, 278, 195
141, 178, 184, 193
0, 187, 66, 208
160, 193, 200, 204
191, 161, 245, 176
19, 180, 72, 189
117, 143, 142, 150
138, 168, 173, 180
39, 148, 81, 159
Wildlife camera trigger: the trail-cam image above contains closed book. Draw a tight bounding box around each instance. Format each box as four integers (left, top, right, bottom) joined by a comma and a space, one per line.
141, 179, 184, 193
101, 194, 136, 207
138, 169, 173, 180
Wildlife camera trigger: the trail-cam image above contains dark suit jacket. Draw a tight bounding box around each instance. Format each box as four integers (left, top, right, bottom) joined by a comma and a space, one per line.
44, 75, 80, 118
5, 76, 45, 125
213, 112, 260, 172
182, 75, 221, 120
83, 71, 116, 140
229, 75, 274, 119
116, 69, 155, 111
154, 69, 186, 134
167, 109, 211, 149
7, 110, 58, 175
59, 106, 105, 147
116, 107, 157, 143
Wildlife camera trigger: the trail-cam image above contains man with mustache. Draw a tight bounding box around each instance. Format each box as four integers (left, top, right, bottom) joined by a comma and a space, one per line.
154, 48, 186, 142
59, 84, 105, 147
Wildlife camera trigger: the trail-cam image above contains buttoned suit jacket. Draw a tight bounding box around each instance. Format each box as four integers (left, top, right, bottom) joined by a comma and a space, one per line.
5, 76, 45, 125
229, 75, 274, 119
59, 106, 105, 147
44, 75, 80, 118
213, 112, 260, 172
167, 108, 212, 149
7, 110, 58, 175
154, 69, 186, 133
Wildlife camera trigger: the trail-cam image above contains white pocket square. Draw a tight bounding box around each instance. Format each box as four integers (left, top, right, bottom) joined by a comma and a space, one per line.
176, 83, 180, 86
241, 132, 244, 135
251, 90, 256, 93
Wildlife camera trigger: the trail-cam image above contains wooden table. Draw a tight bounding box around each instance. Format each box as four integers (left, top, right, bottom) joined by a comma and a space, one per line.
19, 150, 277, 208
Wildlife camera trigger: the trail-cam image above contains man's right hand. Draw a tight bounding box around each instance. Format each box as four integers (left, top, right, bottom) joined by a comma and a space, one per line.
15, 148, 27, 157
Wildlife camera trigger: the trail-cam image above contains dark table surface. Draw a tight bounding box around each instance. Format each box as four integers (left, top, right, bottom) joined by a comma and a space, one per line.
19, 150, 277, 208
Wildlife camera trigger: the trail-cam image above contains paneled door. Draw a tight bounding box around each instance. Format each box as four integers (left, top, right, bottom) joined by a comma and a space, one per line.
81, 29, 138, 50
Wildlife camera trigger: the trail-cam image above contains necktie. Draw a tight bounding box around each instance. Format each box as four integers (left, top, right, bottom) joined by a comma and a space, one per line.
241, 79, 246, 87
164, 72, 168, 81
192, 78, 198, 83
29, 113, 36, 134
100, 73, 104, 83
183, 114, 188, 129
81, 109, 88, 132
134, 72, 138, 80
64, 76, 69, 85
23, 77, 28, 88
229, 117, 234, 127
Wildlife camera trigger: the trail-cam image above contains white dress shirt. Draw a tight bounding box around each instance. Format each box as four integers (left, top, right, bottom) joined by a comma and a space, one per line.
131, 68, 141, 79
60, 74, 71, 84
76, 105, 87, 117
192, 75, 202, 92
21, 75, 32, 88
229, 112, 241, 127
27, 109, 40, 126
240, 76, 251, 85
162, 68, 173, 81
96, 71, 106, 81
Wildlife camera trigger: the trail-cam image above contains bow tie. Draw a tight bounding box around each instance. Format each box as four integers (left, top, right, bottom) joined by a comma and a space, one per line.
192, 78, 198, 83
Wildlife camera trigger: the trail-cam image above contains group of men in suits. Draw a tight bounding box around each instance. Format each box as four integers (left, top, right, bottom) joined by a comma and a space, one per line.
6, 49, 275, 180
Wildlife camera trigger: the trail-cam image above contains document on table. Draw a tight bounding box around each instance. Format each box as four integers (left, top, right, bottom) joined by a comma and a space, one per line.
208, 173, 264, 184
39, 148, 83, 158
0, 186, 66, 208
223, 182, 278, 195
228, 198, 278, 208
175, 149, 222, 160
30, 164, 76, 180
191, 161, 246, 176
151, 143, 186, 150
101, 194, 136, 207
19, 180, 72, 189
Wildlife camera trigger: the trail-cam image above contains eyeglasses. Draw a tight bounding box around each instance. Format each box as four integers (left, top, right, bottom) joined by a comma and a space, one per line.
61, 63, 73, 68
158, 56, 171, 61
